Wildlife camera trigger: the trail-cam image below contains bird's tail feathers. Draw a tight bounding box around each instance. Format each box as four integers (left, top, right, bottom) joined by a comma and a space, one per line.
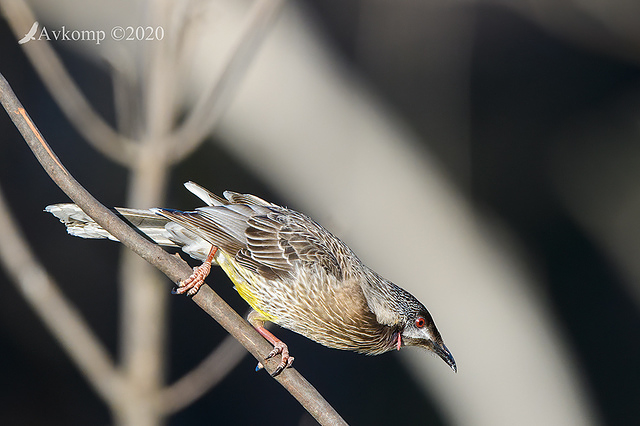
45, 204, 213, 261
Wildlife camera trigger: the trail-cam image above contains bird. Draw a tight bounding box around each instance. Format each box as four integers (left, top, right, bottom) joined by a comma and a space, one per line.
18, 22, 39, 44
46, 181, 456, 375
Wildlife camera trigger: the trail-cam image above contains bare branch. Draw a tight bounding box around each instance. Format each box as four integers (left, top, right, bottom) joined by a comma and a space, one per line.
0, 0, 138, 166
0, 73, 347, 426
158, 334, 248, 414
0, 181, 126, 407
114, 4, 180, 420
167, 0, 285, 163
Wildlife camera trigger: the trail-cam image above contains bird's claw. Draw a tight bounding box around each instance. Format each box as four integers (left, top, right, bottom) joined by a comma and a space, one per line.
270, 356, 294, 377
173, 263, 209, 296
258, 341, 294, 376
173, 247, 217, 296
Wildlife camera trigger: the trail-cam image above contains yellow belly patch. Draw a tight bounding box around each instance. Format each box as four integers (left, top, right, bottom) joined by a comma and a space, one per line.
213, 248, 277, 322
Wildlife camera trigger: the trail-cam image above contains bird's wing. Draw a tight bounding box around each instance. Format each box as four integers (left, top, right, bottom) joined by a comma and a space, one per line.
183, 182, 279, 208
223, 190, 279, 208
154, 201, 345, 282
152, 208, 247, 255
184, 181, 228, 206
235, 210, 344, 281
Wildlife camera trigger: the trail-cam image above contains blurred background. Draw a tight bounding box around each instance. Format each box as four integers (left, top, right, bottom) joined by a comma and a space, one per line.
1, 0, 640, 425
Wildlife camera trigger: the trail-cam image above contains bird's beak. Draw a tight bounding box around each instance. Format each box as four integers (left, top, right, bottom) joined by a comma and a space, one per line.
434, 342, 457, 373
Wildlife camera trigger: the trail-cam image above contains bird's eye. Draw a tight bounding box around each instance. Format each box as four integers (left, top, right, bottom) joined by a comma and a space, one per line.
415, 317, 426, 328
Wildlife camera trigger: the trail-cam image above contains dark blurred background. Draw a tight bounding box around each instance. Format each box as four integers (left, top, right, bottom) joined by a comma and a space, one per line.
1, 0, 640, 425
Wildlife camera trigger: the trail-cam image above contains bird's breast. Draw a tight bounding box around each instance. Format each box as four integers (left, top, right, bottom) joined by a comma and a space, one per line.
214, 248, 277, 322
220, 259, 398, 354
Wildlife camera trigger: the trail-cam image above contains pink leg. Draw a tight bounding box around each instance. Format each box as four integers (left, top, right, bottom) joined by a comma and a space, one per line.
249, 311, 294, 376
174, 246, 218, 296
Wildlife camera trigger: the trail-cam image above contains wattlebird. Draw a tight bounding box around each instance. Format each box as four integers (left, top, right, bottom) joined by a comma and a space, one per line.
46, 182, 456, 375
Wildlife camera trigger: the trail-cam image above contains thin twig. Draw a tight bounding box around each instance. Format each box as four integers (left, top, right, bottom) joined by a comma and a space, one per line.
0, 73, 347, 426
0, 183, 126, 407
167, 0, 285, 163
158, 334, 248, 414
0, 0, 138, 166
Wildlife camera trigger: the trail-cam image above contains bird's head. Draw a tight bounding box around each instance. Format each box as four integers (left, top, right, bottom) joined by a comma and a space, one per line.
398, 307, 457, 373
361, 272, 456, 371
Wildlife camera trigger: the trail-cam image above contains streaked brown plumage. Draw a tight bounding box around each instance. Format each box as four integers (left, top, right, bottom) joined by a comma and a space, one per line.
46, 182, 456, 375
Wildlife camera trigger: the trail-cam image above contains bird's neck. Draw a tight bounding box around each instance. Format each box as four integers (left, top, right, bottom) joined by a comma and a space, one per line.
360, 269, 408, 328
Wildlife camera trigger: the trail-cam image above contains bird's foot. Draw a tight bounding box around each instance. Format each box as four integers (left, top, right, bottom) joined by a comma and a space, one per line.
174, 263, 209, 296
249, 311, 295, 376
264, 341, 295, 376
173, 246, 217, 296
